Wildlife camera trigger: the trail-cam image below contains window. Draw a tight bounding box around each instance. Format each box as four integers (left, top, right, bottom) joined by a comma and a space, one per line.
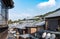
47, 19, 58, 31
31, 28, 37, 33
46, 19, 60, 32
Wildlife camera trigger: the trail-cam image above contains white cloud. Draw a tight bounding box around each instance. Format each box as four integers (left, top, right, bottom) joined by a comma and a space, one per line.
37, 0, 56, 8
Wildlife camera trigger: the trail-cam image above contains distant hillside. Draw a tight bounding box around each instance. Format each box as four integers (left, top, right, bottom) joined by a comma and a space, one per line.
43, 8, 60, 17
35, 8, 60, 17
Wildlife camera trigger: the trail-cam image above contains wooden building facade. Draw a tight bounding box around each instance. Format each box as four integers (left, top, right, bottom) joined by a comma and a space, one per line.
0, 0, 14, 27
15, 21, 45, 39
45, 8, 60, 39
0, 0, 14, 39
45, 8, 60, 31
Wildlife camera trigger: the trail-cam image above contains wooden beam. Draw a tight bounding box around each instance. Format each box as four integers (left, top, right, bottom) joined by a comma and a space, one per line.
2, 0, 14, 8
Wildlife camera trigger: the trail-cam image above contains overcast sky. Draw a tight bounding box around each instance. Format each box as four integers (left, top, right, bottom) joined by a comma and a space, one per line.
9, 0, 60, 20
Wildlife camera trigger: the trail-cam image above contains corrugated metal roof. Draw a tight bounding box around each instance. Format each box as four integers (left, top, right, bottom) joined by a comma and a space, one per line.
45, 10, 60, 18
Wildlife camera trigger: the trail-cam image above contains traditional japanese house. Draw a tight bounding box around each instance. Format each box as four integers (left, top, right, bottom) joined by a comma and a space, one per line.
35, 21, 45, 31
0, 0, 14, 39
45, 8, 60, 39
11, 21, 45, 39
45, 8, 60, 31
26, 21, 45, 38
13, 20, 35, 35
26, 21, 45, 34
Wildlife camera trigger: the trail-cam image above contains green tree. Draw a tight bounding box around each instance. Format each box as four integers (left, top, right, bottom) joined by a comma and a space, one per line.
8, 19, 13, 24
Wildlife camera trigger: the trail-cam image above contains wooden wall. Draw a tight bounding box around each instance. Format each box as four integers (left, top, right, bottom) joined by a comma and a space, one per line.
45, 17, 60, 31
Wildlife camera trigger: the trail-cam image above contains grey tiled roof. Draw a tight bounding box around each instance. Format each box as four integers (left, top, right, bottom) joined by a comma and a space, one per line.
9, 21, 45, 29
35, 21, 45, 26
26, 21, 45, 27
45, 10, 60, 18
